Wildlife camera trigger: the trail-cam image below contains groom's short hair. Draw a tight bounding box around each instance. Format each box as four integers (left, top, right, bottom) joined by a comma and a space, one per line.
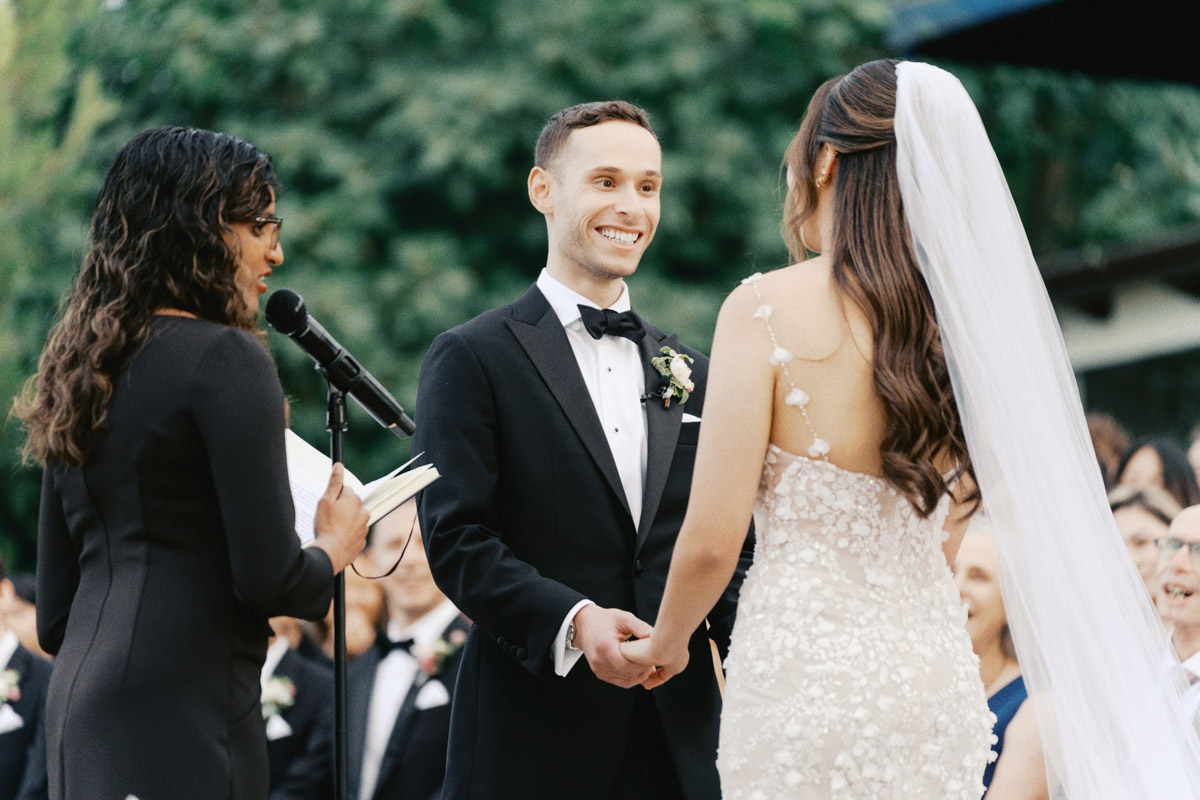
534, 101, 656, 171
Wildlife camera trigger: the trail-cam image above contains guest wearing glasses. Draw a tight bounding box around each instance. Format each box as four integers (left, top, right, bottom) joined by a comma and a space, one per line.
1158, 505, 1200, 723
1109, 485, 1182, 603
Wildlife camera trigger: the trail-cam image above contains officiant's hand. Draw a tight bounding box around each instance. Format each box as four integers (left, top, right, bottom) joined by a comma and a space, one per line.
312, 463, 370, 574
573, 605, 655, 689
620, 635, 690, 690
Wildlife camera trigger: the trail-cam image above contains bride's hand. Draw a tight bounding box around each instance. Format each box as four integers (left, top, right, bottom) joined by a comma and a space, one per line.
619, 636, 690, 690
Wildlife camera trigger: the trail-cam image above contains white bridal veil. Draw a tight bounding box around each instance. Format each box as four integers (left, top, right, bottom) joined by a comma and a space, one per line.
893, 61, 1200, 797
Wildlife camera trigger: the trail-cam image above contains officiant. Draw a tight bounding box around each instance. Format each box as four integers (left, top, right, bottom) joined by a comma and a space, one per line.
15, 126, 369, 800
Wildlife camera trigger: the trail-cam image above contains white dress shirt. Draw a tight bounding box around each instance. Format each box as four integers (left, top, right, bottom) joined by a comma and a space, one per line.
535, 269, 649, 677
0, 629, 17, 671
359, 599, 461, 800
260, 635, 291, 686
1164, 631, 1200, 726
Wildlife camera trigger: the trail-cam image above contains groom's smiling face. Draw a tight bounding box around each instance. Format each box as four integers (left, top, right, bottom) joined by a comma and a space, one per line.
535, 120, 662, 287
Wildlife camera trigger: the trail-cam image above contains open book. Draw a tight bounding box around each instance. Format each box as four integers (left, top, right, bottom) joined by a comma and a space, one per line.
284, 429, 440, 544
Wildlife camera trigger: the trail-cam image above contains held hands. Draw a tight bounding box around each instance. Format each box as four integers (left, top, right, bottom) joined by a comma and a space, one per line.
620, 634, 690, 690
312, 463, 370, 574
573, 604, 655, 689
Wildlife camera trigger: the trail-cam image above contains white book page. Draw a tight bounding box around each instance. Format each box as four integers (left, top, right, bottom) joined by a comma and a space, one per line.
284, 429, 365, 543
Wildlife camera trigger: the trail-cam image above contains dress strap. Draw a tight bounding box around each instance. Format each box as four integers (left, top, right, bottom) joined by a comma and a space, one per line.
741, 273, 830, 460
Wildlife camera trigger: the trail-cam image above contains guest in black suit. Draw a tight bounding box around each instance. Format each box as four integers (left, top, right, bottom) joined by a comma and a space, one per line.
414, 102, 753, 799
263, 617, 334, 800
1, 557, 50, 800
15, 127, 369, 800
348, 501, 468, 800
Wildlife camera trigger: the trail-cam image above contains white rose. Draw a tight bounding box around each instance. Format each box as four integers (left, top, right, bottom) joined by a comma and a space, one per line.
669, 355, 694, 392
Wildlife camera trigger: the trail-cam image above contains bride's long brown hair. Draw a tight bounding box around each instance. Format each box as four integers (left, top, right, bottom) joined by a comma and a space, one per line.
783, 59, 975, 516
14, 127, 278, 468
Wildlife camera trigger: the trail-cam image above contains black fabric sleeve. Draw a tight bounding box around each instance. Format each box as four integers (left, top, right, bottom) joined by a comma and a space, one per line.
35, 469, 78, 657
190, 328, 333, 621
414, 330, 585, 676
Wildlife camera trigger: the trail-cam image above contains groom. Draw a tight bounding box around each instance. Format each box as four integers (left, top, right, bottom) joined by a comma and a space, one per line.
414, 101, 752, 799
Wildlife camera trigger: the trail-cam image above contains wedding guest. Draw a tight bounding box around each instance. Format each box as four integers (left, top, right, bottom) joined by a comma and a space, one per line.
953, 524, 1048, 798
1109, 485, 1181, 602
1087, 413, 1131, 490
1187, 423, 1200, 487
1156, 505, 1200, 723
0, 554, 50, 800
15, 126, 369, 800
3, 575, 48, 661
311, 561, 386, 662
263, 616, 333, 800
1116, 435, 1200, 508
348, 501, 468, 800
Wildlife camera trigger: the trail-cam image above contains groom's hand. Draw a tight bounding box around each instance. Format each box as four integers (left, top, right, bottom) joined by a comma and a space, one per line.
573, 605, 654, 689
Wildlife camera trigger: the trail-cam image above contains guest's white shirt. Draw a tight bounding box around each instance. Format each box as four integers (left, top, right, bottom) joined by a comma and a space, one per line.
536, 269, 649, 677
0, 629, 17, 671
359, 599, 461, 800
1164, 631, 1200, 726
260, 635, 291, 686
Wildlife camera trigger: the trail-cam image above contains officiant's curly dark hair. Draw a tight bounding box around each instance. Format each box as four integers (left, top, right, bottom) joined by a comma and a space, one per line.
782, 59, 976, 516
15, 126, 279, 467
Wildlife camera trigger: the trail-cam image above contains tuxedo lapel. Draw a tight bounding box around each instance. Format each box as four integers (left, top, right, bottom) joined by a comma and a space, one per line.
636, 323, 684, 553
506, 285, 633, 522
346, 645, 380, 796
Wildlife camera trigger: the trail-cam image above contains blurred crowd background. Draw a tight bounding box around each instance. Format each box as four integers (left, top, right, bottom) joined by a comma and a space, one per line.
4, 0, 1200, 576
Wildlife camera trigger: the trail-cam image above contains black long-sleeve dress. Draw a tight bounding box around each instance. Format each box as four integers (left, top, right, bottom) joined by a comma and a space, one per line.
36, 316, 334, 800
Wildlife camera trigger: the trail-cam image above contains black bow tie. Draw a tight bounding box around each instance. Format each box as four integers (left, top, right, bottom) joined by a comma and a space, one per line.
577, 305, 645, 343
378, 636, 415, 656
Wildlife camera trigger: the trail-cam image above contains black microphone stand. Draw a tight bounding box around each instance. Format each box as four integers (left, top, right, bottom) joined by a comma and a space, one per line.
324, 382, 350, 800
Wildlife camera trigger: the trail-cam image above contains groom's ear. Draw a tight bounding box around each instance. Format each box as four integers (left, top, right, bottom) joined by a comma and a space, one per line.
528, 166, 554, 216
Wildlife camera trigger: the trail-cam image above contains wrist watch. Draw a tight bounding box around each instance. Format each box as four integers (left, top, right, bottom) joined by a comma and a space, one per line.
566, 620, 580, 651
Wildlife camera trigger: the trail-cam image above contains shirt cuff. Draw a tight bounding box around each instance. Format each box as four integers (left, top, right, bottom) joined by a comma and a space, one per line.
552, 599, 594, 677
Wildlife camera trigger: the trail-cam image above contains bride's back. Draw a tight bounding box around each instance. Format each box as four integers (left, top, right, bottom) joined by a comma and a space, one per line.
754, 256, 889, 478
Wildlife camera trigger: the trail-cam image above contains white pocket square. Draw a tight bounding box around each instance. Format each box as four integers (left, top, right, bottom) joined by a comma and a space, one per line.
0, 704, 24, 734
682, 413, 702, 424
265, 713, 293, 741
415, 679, 450, 710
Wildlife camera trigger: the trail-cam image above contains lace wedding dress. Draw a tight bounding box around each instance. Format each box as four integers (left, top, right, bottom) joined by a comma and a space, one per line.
716, 273, 996, 800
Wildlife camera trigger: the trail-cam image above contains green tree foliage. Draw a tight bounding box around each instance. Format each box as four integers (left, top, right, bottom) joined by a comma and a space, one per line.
3, 0, 1200, 567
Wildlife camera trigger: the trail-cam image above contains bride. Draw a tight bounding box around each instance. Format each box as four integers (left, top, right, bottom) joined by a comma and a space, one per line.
622, 59, 1200, 799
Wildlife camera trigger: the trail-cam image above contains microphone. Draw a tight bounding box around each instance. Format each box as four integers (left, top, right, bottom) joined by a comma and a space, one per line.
265, 289, 415, 438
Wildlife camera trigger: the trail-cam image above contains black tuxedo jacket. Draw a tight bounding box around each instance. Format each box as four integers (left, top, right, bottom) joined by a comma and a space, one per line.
0, 643, 51, 800
346, 615, 471, 800
266, 649, 333, 800
414, 284, 753, 800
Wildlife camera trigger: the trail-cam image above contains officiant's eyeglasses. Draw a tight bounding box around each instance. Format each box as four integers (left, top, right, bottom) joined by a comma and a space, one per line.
1155, 537, 1200, 560
244, 215, 283, 249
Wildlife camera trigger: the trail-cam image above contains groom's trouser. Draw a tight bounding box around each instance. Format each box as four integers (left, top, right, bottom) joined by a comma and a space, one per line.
608, 688, 685, 800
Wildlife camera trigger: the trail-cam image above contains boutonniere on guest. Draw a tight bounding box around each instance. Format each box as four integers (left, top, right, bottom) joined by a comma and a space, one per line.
648, 347, 694, 408
1, 669, 20, 706
412, 629, 467, 685
261, 675, 296, 719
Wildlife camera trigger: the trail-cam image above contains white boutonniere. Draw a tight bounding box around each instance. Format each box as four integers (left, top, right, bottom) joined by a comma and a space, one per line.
649, 346, 695, 408
411, 628, 468, 686
0, 669, 19, 705
261, 675, 296, 719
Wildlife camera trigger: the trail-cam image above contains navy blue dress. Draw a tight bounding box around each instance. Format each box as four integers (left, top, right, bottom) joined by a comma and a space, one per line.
983, 675, 1028, 792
